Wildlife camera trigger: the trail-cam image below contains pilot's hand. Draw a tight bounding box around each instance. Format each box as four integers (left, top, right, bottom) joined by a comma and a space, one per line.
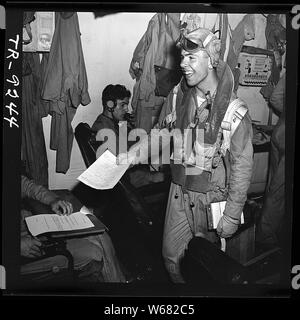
124, 112, 136, 128
117, 150, 137, 167
217, 214, 239, 238
117, 132, 149, 166
50, 199, 73, 215
21, 235, 44, 258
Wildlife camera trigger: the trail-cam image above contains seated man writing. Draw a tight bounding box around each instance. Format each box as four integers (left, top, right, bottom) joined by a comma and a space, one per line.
21, 175, 126, 283
92, 84, 165, 187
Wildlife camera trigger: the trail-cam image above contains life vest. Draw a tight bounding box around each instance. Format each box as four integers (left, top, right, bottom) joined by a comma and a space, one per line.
167, 63, 248, 193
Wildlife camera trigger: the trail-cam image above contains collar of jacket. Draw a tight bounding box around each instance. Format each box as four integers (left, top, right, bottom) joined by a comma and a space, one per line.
179, 60, 234, 145
100, 113, 120, 134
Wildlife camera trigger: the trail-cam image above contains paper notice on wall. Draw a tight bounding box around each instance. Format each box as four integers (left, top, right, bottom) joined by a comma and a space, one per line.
25, 212, 94, 237
77, 149, 131, 190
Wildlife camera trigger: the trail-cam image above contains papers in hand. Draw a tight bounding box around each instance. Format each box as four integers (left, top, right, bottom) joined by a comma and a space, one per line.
25, 208, 95, 237
77, 149, 131, 190
79, 205, 94, 215
209, 201, 244, 229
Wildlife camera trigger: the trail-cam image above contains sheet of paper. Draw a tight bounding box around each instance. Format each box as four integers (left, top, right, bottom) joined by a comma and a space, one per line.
77, 149, 130, 190
25, 212, 94, 237
211, 201, 244, 229
80, 206, 94, 215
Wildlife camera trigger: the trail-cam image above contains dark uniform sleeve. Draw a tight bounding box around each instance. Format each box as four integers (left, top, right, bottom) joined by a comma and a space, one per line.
223, 112, 254, 220
91, 114, 103, 132
21, 175, 59, 205
129, 18, 154, 80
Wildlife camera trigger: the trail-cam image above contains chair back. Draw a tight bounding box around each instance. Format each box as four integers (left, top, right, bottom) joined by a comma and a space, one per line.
74, 123, 98, 167
74, 122, 154, 232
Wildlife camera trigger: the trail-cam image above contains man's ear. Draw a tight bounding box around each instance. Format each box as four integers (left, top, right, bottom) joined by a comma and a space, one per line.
207, 38, 221, 68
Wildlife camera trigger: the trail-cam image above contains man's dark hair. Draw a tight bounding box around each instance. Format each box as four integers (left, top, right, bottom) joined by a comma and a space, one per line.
102, 84, 131, 108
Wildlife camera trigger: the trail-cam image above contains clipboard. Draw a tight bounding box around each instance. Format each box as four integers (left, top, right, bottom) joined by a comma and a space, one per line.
26, 213, 108, 240
45, 214, 108, 239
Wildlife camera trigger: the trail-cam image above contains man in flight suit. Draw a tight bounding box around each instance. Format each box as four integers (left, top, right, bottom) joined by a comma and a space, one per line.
119, 27, 254, 283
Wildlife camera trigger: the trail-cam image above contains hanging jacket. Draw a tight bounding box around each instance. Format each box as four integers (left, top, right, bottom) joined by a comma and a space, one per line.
22, 52, 49, 187
213, 14, 255, 92
180, 13, 219, 33
129, 13, 181, 131
41, 12, 91, 173
260, 14, 285, 100
211, 14, 231, 64
267, 72, 285, 190
157, 61, 253, 220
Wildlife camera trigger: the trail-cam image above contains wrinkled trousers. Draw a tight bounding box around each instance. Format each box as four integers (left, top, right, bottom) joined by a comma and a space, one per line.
162, 182, 220, 283
256, 118, 285, 246
21, 232, 126, 283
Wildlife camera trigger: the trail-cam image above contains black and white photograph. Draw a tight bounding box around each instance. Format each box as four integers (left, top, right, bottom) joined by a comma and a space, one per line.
1, 2, 299, 304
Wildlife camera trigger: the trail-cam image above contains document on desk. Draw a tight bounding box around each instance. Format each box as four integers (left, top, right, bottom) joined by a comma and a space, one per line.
25, 212, 95, 237
77, 149, 131, 190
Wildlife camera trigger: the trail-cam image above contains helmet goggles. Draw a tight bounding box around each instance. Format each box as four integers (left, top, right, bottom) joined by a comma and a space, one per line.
176, 29, 217, 54
176, 32, 206, 53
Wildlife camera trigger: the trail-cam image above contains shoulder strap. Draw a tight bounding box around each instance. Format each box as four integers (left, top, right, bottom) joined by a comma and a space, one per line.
220, 98, 248, 154
164, 83, 180, 127
172, 83, 180, 111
